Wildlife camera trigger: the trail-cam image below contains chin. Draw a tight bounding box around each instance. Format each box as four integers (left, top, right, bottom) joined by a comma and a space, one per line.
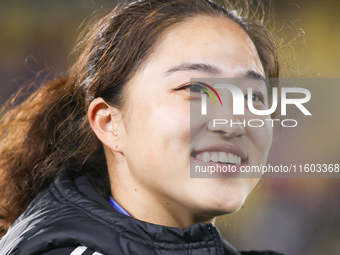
216, 199, 245, 215
211, 181, 255, 213
194, 194, 247, 219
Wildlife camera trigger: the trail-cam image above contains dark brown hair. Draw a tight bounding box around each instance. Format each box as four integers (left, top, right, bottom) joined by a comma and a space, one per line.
0, 0, 279, 235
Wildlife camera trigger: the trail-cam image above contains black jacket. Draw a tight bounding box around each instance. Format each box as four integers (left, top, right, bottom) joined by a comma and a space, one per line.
0, 170, 284, 255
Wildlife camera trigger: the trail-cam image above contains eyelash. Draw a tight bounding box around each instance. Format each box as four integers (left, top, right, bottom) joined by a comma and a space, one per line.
173, 82, 209, 95
174, 82, 265, 104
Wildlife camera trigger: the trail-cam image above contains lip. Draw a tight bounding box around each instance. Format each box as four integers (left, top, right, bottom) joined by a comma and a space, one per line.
191, 143, 247, 163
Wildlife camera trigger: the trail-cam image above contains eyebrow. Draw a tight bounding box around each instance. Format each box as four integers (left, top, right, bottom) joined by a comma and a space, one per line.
241, 70, 270, 90
165, 62, 221, 76
243, 70, 266, 82
164, 62, 269, 89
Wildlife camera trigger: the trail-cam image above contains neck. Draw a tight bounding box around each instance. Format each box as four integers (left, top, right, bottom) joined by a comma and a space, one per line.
108, 158, 215, 228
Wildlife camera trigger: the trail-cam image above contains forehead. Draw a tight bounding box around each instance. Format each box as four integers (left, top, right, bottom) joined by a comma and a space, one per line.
147, 15, 264, 77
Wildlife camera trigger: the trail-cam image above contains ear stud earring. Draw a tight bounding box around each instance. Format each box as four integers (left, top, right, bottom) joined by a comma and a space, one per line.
113, 130, 118, 136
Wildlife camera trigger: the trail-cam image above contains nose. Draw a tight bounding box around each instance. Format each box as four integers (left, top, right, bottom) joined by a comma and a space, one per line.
205, 90, 246, 137
207, 116, 246, 138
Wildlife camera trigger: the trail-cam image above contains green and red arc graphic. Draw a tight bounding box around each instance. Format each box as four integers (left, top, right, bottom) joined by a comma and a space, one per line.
196, 82, 223, 106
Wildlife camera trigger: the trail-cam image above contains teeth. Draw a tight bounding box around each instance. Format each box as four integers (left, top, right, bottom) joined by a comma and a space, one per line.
202, 152, 210, 163
196, 152, 242, 165
229, 154, 235, 163
219, 152, 228, 163
211, 154, 219, 162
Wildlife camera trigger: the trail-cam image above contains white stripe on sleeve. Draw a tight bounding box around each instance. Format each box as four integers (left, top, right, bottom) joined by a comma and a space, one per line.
70, 246, 88, 255
93, 252, 104, 255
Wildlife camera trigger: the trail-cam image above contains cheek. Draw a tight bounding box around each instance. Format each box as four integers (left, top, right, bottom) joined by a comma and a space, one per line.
153, 102, 191, 156
246, 120, 273, 158
122, 98, 191, 189
125, 96, 191, 162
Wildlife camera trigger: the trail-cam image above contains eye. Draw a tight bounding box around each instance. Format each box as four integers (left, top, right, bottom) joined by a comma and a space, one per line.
244, 92, 265, 104
173, 82, 209, 96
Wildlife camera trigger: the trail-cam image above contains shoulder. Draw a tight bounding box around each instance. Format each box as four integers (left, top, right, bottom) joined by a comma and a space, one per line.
0, 171, 115, 255
40, 246, 104, 255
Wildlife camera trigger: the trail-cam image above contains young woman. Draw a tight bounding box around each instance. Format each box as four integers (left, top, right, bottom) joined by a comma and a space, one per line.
0, 0, 282, 254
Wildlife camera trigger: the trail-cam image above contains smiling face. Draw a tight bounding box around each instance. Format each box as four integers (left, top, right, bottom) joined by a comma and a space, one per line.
106, 15, 273, 227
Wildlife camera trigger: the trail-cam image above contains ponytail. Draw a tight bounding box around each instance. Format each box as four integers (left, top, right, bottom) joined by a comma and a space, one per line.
0, 77, 108, 236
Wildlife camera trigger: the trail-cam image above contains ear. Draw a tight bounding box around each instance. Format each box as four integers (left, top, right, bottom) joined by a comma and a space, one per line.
88, 97, 123, 153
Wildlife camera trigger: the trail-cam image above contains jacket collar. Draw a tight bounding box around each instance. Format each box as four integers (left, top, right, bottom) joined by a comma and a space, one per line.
51, 169, 241, 254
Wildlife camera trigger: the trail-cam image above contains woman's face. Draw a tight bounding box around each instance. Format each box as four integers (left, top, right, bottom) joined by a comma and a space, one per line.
116, 15, 272, 222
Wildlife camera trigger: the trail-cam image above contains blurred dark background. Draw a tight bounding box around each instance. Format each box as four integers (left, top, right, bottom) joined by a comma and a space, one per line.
1, 1, 339, 254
